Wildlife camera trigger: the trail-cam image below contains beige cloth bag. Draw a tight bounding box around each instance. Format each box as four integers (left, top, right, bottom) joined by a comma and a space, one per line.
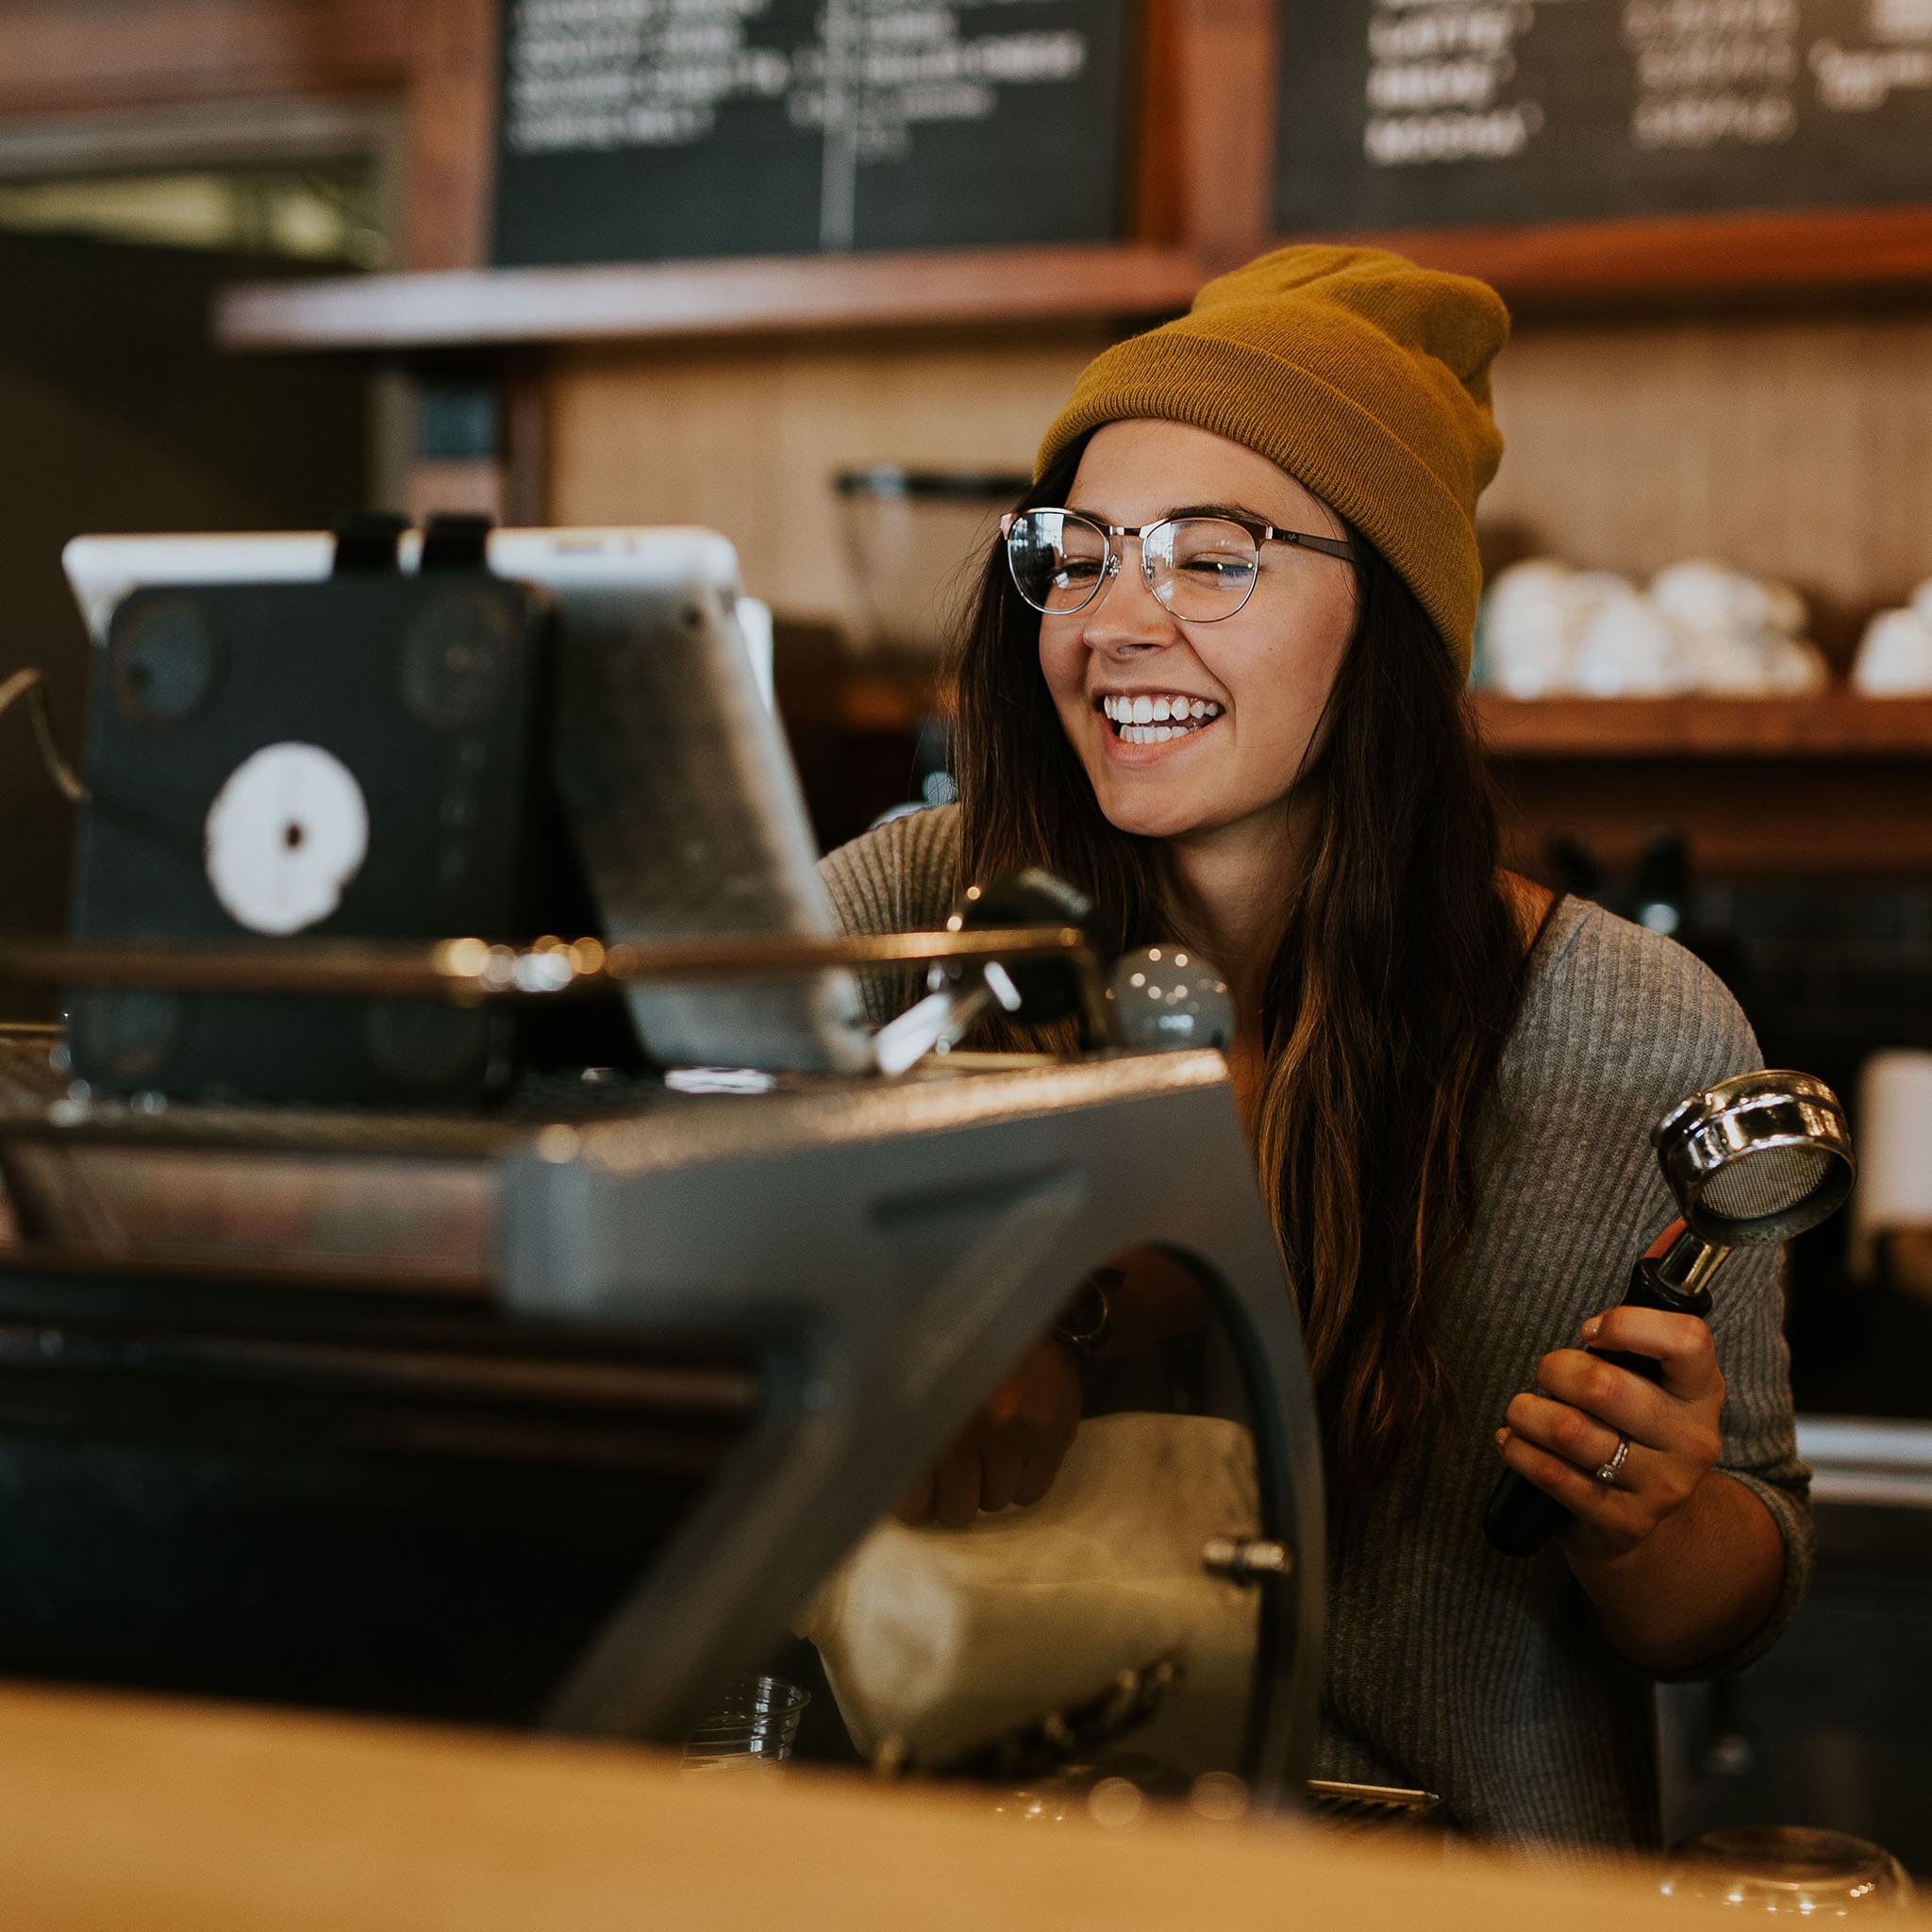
796, 1412, 1262, 1772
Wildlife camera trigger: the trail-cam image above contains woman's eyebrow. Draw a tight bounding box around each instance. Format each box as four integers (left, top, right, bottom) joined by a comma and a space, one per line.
1168, 500, 1274, 525
1061, 499, 1280, 526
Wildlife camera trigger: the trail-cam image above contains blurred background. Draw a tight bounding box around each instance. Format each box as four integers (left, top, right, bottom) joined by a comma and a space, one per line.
3, 0, 1931, 1866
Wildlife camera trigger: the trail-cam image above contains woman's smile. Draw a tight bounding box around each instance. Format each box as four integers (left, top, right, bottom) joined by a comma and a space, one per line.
1092, 689, 1227, 755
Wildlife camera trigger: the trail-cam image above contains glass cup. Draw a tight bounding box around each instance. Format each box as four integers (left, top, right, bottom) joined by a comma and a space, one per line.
680, 1675, 810, 1772
1660, 1825, 1914, 1914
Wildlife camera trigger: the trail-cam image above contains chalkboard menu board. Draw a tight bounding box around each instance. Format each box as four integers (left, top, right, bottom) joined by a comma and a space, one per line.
1276, 0, 1932, 232
494, 0, 1137, 266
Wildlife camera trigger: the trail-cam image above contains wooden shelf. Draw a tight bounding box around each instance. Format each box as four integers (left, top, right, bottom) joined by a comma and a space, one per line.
1475, 691, 1932, 759
218, 201, 1932, 356
215, 243, 1208, 353
797, 675, 1932, 761
1332, 206, 1932, 310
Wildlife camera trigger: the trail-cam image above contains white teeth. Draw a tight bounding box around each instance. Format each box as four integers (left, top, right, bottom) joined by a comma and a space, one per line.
1100, 696, 1225, 742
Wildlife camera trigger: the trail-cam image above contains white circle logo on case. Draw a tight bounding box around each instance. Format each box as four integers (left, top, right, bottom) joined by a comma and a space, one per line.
204, 742, 370, 936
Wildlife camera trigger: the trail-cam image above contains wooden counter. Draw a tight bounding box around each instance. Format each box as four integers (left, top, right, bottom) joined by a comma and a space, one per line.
0, 1682, 1881, 1932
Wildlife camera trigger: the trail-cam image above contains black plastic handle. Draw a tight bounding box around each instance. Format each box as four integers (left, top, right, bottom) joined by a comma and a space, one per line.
1482, 1257, 1711, 1557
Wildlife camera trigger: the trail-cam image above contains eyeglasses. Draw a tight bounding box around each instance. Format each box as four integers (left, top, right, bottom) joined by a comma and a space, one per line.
1002, 508, 1356, 623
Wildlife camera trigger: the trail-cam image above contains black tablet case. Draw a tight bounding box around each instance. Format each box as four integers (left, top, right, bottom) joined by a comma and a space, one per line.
67, 566, 554, 1106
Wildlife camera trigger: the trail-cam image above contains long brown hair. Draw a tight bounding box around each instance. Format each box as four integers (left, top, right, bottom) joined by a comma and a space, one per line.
952, 441, 1537, 1496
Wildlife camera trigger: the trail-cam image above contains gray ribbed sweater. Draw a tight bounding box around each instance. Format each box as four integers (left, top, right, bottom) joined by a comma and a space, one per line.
819, 804, 1813, 1857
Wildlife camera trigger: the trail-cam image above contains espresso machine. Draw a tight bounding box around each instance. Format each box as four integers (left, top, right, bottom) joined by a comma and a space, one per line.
0, 522, 1327, 1800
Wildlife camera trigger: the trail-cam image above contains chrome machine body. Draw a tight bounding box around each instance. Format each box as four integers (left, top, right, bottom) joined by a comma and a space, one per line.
0, 1010, 1324, 1795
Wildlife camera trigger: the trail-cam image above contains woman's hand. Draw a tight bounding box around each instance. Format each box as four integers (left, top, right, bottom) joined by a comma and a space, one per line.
896, 1337, 1082, 1529
1494, 1306, 1725, 1562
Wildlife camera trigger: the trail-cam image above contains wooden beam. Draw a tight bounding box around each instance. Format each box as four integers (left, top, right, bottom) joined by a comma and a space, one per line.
0, 1, 419, 115
217, 242, 1207, 351
219, 198, 1932, 353
405, 0, 499, 272
1323, 206, 1932, 308
1171, 0, 1278, 266
1477, 692, 1932, 759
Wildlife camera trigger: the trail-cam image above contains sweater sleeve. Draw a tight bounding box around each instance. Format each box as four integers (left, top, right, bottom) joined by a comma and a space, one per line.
818, 806, 963, 1027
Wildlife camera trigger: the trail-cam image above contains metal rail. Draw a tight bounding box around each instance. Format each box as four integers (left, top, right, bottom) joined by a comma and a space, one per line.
0, 927, 1096, 995
0, 927, 1118, 1058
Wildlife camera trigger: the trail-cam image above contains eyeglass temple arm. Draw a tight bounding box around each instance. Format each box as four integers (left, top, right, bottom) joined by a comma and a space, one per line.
1274, 529, 1357, 563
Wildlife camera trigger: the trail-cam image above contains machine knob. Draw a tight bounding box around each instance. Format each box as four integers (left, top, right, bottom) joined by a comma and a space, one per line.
1108, 946, 1234, 1052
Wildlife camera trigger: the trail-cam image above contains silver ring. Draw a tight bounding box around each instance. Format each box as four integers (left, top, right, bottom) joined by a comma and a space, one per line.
1593, 1434, 1631, 1486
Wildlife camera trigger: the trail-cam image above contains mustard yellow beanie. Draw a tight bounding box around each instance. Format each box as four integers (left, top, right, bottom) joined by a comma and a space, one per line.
1035, 245, 1508, 678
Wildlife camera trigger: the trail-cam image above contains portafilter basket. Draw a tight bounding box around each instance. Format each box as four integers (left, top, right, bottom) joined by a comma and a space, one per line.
1655, 1069, 1855, 1255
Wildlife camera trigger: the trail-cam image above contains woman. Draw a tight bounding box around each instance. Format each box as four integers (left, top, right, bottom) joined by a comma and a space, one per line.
819, 246, 1810, 1852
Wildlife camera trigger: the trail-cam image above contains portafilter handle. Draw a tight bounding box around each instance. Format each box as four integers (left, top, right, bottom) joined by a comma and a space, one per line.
1482, 1067, 1852, 1561
1482, 1219, 1719, 1558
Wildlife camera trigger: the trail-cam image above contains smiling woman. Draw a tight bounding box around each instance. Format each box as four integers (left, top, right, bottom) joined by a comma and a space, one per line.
1031, 425, 1360, 848
818, 246, 1812, 1857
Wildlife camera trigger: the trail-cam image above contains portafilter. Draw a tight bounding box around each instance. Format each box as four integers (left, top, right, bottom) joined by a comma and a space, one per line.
1484, 1070, 1854, 1558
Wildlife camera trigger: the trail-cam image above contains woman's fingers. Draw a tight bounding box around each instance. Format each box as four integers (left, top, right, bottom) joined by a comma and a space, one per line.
1535, 1339, 1724, 1477
1014, 1421, 1073, 1507
930, 1441, 984, 1529
1494, 1424, 1641, 1537
1496, 1308, 1728, 1562
978, 1424, 1024, 1513
898, 1339, 1089, 1528
894, 1467, 936, 1525
903, 1425, 1038, 1527
1581, 1307, 1724, 1404
1532, 1347, 1674, 1446
1504, 1389, 1624, 1474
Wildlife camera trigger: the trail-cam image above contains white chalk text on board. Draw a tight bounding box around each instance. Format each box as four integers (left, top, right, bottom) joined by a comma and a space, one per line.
493, 0, 1136, 265
1275, 0, 1932, 230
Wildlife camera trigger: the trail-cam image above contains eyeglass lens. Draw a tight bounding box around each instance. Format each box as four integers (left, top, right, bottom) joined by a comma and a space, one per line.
1006, 511, 1260, 620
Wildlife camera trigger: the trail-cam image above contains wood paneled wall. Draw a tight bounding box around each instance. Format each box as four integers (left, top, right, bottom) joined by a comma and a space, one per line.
543, 307, 1932, 657
1486, 310, 1932, 661
545, 332, 1116, 629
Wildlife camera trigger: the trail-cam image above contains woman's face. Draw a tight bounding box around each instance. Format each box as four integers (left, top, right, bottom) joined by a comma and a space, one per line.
1036, 419, 1358, 846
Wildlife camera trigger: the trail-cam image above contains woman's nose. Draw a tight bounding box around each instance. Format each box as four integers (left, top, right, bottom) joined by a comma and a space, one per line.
1083, 542, 1176, 652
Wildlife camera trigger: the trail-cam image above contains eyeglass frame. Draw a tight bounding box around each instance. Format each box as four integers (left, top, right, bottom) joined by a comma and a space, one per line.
1000, 508, 1357, 623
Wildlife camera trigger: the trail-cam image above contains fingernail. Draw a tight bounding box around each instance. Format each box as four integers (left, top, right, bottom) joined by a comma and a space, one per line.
1494, 1427, 1508, 1448
1582, 1316, 1602, 1341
